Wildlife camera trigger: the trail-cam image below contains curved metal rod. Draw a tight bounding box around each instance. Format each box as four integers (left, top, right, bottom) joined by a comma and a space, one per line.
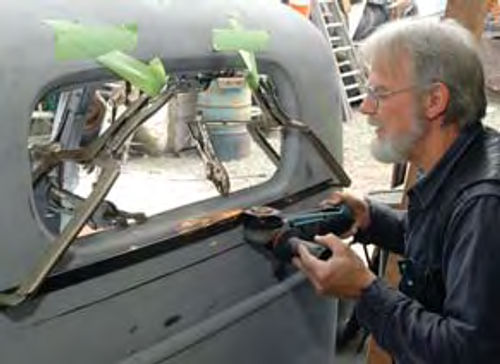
0, 155, 120, 307
254, 79, 351, 187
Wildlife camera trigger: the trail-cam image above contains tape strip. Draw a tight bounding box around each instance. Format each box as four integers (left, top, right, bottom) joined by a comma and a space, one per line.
238, 50, 259, 90
212, 18, 268, 90
213, 29, 270, 52
44, 20, 138, 60
97, 51, 167, 97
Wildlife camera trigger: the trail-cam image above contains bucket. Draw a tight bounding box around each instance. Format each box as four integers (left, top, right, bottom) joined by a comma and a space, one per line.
197, 77, 252, 161
204, 122, 250, 161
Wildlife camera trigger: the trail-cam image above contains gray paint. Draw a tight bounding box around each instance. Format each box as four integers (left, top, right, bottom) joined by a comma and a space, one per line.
0, 0, 342, 290
0, 0, 345, 363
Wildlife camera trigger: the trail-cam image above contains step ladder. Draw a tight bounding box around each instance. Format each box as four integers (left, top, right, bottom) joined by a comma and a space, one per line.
311, 0, 367, 119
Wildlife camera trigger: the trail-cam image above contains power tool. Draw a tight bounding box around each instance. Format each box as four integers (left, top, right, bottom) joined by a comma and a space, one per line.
242, 204, 354, 263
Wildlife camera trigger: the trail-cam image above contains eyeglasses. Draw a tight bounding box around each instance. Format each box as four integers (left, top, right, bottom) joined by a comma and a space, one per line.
361, 84, 420, 114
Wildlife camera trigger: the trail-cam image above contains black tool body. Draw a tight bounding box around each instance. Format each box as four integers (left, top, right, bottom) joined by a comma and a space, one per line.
242, 203, 354, 263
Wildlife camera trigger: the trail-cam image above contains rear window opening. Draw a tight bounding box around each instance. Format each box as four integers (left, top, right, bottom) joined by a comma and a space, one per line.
28, 74, 282, 238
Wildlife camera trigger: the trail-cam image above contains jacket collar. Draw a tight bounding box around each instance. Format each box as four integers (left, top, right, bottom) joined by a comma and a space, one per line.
408, 122, 483, 209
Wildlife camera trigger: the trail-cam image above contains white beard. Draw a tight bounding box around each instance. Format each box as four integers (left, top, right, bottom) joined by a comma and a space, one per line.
369, 115, 426, 164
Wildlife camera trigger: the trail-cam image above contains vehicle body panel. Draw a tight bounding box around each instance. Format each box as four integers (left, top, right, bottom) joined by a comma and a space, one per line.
0, 1, 346, 363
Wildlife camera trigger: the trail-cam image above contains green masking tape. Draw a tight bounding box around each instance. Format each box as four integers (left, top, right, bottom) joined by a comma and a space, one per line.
97, 50, 167, 97
239, 50, 259, 90
213, 29, 270, 52
44, 20, 138, 60
212, 18, 268, 90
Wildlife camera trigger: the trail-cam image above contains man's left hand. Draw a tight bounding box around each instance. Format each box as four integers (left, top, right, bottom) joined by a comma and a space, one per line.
292, 234, 376, 299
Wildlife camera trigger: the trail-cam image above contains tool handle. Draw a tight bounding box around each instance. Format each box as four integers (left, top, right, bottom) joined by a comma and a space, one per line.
322, 203, 355, 235
289, 237, 332, 260
273, 231, 332, 263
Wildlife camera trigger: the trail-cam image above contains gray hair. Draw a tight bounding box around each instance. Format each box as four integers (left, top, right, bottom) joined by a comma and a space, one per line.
361, 18, 486, 128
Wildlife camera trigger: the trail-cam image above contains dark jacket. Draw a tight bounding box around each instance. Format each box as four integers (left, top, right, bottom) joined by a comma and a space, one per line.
355, 122, 500, 363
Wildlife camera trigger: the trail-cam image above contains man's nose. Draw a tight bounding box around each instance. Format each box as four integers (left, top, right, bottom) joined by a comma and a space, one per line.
359, 96, 373, 115
359, 95, 375, 115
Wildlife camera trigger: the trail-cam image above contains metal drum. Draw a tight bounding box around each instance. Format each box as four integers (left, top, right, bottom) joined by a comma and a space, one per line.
197, 77, 252, 161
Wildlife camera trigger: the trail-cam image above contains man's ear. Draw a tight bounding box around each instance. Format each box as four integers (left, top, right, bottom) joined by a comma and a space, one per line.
423, 82, 449, 120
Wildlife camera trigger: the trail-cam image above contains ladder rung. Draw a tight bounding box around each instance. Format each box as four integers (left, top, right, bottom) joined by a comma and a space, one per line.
341, 69, 361, 78
332, 46, 352, 53
348, 94, 367, 103
329, 36, 341, 43
326, 22, 344, 29
344, 83, 360, 91
337, 60, 351, 67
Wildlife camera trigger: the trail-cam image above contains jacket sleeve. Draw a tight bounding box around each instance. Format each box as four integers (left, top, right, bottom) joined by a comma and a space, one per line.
355, 196, 500, 363
354, 199, 406, 254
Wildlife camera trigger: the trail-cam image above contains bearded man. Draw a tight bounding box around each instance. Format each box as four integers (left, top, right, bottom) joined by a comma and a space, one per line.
293, 18, 500, 363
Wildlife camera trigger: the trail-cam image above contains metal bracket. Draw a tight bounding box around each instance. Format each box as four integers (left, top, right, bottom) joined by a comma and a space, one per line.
246, 122, 280, 166
0, 84, 188, 307
188, 114, 231, 195
254, 79, 351, 187
0, 155, 120, 307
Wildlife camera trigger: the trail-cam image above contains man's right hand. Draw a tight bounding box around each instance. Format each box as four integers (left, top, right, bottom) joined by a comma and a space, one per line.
321, 192, 371, 238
